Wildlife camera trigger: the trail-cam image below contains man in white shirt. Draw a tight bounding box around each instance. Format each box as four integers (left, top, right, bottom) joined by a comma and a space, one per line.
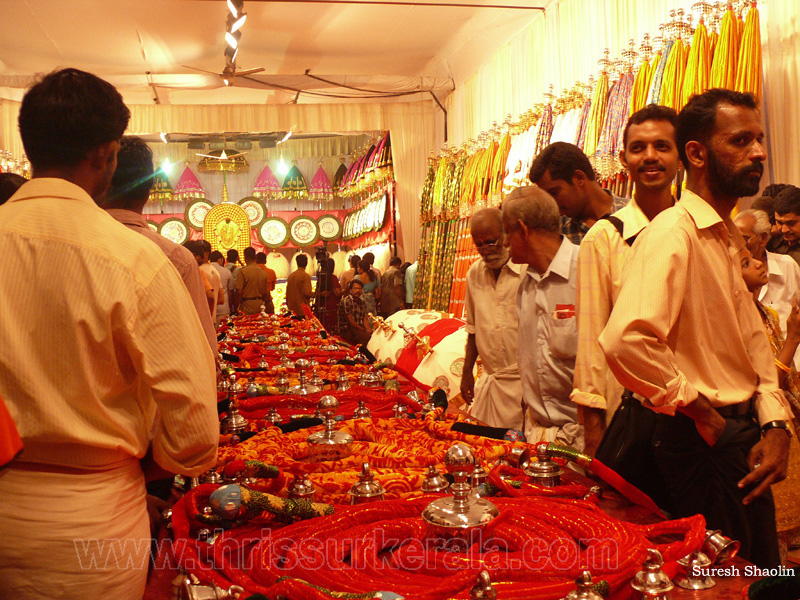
502, 186, 582, 448
210, 250, 234, 319
572, 105, 680, 458
198, 240, 223, 324
0, 68, 218, 599
600, 88, 791, 567
460, 208, 525, 431
735, 208, 800, 368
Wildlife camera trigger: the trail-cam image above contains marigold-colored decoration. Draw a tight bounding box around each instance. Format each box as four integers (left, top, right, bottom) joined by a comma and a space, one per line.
203, 202, 251, 256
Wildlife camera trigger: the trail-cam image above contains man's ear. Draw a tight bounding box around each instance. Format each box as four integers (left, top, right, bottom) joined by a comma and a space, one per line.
684, 140, 706, 170
618, 149, 629, 172
87, 140, 118, 172
571, 169, 589, 188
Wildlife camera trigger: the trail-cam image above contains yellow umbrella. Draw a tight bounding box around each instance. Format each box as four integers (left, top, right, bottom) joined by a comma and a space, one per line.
661, 38, 688, 111
709, 5, 739, 90
583, 72, 610, 158
734, 3, 762, 105
644, 48, 662, 100
681, 20, 710, 108
708, 29, 718, 65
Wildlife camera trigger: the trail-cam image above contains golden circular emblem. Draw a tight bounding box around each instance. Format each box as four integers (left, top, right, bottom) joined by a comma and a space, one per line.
202, 203, 251, 256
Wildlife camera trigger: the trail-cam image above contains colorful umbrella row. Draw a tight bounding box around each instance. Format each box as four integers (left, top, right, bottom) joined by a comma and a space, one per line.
336, 132, 394, 198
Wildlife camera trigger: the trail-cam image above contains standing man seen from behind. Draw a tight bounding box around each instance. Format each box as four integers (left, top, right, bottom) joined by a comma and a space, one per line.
380, 256, 405, 317
340, 254, 360, 290
225, 248, 241, 285
255, 251, 278, 313
104, 136, 217, 354
502, 186, 583, 448
601, 89, 792, 568
572, 104, 680, 464
286, 253, 313, 316
0, 68, 218, 599
210, 250, 233, 320
772, 186, 800, 269
198, 240, 223, 324
233, 246, 271, 315
460, 208, 525, 431
529, 142, 627, 244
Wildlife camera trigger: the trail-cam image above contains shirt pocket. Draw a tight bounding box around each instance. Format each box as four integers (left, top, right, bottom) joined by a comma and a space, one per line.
548, 315, 577, 360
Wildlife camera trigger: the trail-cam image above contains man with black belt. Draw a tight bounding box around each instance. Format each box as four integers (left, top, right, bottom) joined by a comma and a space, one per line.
233, 246, 271, 315
600, 89, 792, 568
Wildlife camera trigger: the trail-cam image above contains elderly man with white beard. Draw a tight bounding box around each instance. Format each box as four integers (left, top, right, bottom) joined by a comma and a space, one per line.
460, 208, 526, 430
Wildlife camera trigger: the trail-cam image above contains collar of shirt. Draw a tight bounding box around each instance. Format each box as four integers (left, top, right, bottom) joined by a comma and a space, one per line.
679, 189, 746, 254
617, 197, 653, 240
105, 208, 148, 229
527, 236, 575, 283
479, 257, 525, 278
6, 177, 97, 208
765, 251, 787, 285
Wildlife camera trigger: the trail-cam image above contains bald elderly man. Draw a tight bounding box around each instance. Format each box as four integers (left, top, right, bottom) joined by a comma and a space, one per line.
460, 208, 525, 431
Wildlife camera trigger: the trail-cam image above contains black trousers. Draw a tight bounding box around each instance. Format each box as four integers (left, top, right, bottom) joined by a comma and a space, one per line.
653, 411, 780, 568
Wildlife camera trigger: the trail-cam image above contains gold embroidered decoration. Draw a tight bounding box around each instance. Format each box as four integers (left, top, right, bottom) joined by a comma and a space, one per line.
203, 202, 251, 256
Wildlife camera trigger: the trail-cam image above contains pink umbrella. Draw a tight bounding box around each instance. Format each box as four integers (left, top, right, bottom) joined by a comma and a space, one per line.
173, 166, 205, 202
309, 163, 333, 208
253, 164, 282, 201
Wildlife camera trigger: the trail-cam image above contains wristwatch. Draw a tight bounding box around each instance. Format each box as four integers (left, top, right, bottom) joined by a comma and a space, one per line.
761, 420, 791, 437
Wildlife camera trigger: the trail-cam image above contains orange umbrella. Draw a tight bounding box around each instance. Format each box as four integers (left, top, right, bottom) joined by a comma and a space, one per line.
734, 2, 762, 105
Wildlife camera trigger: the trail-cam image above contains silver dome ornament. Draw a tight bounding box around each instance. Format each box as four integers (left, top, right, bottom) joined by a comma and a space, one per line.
392, 403, 409, 419
421, 444, 499, 549
257, 355, 269, 369
630, 549, 674, 600
276, 371, 290, 394
228, 373, 243, 394
288, 358, 321, 395
245, 383, 259, 398
348, 462, 385, 504
469, 463, 489, 490
675, 550, 715, 590
360, 369, 383, 388
306, 396, 354, 461
353, 398, 371, 419
421, 465, 449, 493
220, 397, 248, 435
336, 371, 351, 391
278, 342, 293, 369
287, 473, 316, 501
309, 367, 325, 388
702, 529, 740, 565
524, 445, 564, 487
202, 470, 223, 485
561, 570, 605, 600
201, 506, 213, 515
469, 571, 497, 600
217, 376, 231, 393
265, 406, 282, 426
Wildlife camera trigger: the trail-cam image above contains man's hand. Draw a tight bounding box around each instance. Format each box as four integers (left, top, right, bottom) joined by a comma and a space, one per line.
738, 428, 790, 505
578, 405, 606, 458
678, 394, 727, 447
460, 370, 475, 405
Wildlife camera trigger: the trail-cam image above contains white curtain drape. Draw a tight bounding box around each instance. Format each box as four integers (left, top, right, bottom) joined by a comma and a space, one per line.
0, 100, 436, 260
446, 0, 800, 187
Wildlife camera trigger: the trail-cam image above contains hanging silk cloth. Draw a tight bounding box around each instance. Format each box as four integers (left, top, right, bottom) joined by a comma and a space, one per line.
646, 39, 674, 105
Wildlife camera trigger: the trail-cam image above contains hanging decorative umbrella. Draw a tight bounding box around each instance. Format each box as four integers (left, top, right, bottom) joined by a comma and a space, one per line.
173, 165, 205, 203
646, 33, 673, 105
583, 51, 611, 158
332, 160, 348, 190
734, 2, 762, 105
253, 164, 282, 201
681, 19, 710, 109
282, 161, 308, 210
309, 163, 334, 208
148, 168, 173, 206
375, 132, 393, 183
709, 4, 740, 90
660, 35, 688, 111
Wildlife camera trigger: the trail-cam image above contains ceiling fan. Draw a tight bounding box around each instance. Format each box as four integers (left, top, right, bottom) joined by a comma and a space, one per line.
182, 62, 265, 85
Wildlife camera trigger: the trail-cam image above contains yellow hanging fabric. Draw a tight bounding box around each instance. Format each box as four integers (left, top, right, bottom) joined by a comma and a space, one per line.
709, 6, 740, 90
583, 72, 610, 158
661, 39, 688, 111
681, 21, 710, 109
630, 59, 651, 116
734, 3, 762, 105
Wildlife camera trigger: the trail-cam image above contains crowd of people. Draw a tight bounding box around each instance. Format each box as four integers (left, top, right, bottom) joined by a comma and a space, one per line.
1, 65, 799, 598
460, 88, 800, 568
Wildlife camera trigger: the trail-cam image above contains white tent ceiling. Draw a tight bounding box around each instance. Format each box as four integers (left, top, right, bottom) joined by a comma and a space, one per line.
0, 0, 547, 106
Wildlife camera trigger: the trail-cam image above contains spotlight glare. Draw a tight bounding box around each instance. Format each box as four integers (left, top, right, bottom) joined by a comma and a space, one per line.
159, 132, 168, 143
161, 159, 173, 175
231, 14, 247, 32
281, 131, 293, 143
278, 157, 289, 176
225, 32, 239, 49
223, 78, 230, 86
227, 0, 239, 18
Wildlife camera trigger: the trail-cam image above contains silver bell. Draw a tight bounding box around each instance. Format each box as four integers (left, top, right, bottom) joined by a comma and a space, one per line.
674, 550, 715, 590
702, 529, 740, 566
524, 445, 564, 487
561, 570, 605, 600
421, 465, 449, 493
348, 462, 385, 504
469, 571, 497, 600
631, 548, 674, 600
287, 473, 316, 501
353, 399, 371, 419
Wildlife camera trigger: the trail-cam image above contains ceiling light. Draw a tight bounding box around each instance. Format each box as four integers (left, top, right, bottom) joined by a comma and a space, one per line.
161, 159, 173, 175
225, 32, 239, 50
223, 78, 230, 86
281, 131, 293, 143
227, 0, 240, 18
278, 157, 289, 176
231, 13, 247, 32
160, 132, 168, 143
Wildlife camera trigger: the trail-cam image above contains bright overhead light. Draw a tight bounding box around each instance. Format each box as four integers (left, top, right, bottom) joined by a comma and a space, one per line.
225, 32, 239, 49
278, 157, 289, 176
227, 0, 239, 18
159, 132, 168, 143
223, 78, 230, 86
281, 131, 293, 143
231, 13, 247, 32
161, 159, 173, 175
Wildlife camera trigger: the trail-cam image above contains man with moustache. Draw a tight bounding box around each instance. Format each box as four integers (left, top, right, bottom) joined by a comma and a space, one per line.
460, 208, 525, 431
772, 186, 800, 268
572, 105, 680, 466
601, 89, 791, 568
502, 188, 583, 447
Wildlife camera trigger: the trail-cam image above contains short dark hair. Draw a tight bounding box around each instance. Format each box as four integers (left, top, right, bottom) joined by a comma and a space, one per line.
199, 240, 211, 254
209, 250, 224, 262
358, 259, 376, 281
623, 104, 680, 150
243, 247, 256, 261
676, 88, 758, 167
529, 142, 595, 185
0, 173, 26, 205
349, 278, 364, 290
106, 136, 154, 209
762, 183, 791, 198
773, 186, 800, 216
296, 254, 308, 268
363, 252, 375, 265
349, 254, 360, 267
390, 256, 402, 267
227, 249, 240, 262
19, 68, 130, 170
256, 251, 267, 264
183, 240, 204, 258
